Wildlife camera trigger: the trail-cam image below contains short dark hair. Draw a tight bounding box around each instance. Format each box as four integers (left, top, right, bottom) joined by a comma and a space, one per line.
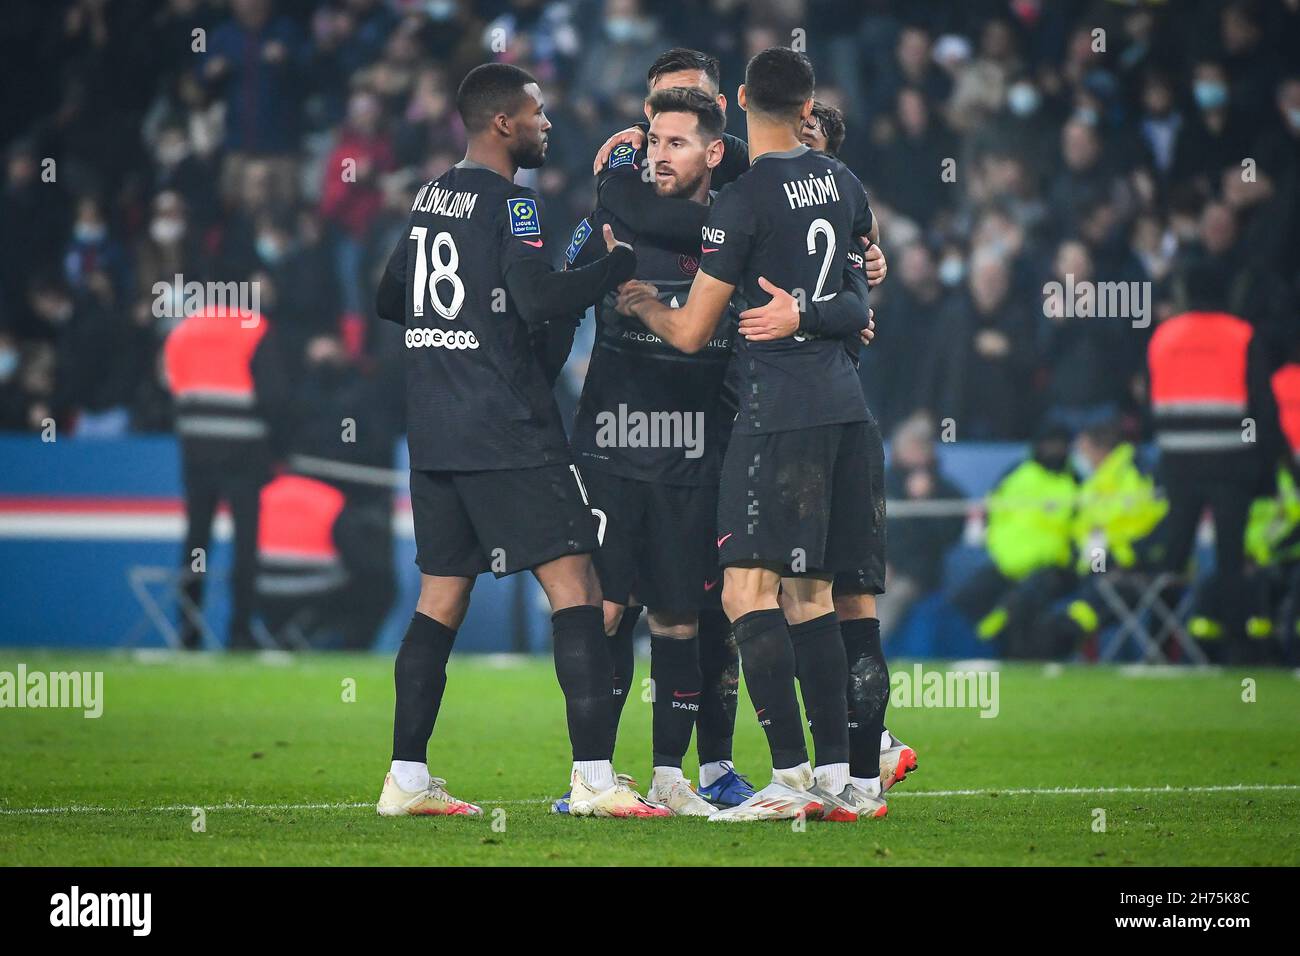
456, 63, 538, 133
647, 48, 720, 93
810, 100, 845, 155
646, 87, 726, 141
744, 47, 814, 119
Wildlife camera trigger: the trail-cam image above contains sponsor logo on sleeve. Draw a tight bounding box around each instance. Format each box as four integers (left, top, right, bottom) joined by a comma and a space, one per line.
508, 197, 541, 237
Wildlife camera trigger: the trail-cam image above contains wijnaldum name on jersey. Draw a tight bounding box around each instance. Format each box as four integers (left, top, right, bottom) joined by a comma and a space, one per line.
410, 183, 478, 219
782, 170, 841, 209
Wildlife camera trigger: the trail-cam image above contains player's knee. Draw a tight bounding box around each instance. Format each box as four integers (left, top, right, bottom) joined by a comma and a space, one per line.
415, 576, 473, 629
722, 579, 772, 621
835, 592, 876, 621
647, 609, 697, 638
603, 601, 625, 636
537, 554, 602, 611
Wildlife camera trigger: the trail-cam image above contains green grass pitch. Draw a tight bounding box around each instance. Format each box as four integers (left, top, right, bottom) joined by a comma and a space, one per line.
2, 651, 1298, 866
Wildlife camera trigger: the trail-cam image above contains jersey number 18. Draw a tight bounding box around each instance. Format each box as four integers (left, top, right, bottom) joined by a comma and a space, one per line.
410, 226, 466, 320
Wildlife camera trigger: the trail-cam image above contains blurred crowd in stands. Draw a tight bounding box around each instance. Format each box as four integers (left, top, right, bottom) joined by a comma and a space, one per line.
2, 0, 1298, 440
2, 0, 1299, 651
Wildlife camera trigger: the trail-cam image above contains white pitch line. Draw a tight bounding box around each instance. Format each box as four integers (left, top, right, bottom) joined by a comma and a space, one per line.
1, 784, 1298, 816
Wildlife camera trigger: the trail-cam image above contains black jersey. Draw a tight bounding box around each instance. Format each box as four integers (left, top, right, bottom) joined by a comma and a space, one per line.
379, 161, 570, 472
566, 195, 734, 487
700, 144, 873, 436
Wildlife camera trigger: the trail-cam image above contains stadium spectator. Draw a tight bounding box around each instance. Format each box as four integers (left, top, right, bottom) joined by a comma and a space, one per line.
4, 0, 1300, 649
320, 88, 395, 323
202, 0, 309, 203
876, 414, 965, 638
861, 242, 947, 435
921, 249, 1036, 440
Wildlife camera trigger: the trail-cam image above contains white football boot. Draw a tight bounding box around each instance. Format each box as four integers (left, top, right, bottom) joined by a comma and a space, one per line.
376, 773, 483, 817
708, 763, 822, 822
648, 772, 718, 817
567, 767, 672, 818
843, 781, 889, 819
879, 731, 918, 793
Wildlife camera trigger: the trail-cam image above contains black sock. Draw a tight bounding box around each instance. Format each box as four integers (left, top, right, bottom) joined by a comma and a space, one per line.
732, 608, 808, 769
552, 604, 615, 761
610, 605, 642, 739
842, 616, 889, 779
697, 607, 738, 765
391, 613, 457, 763
789, 612, 850, 769
650, 633, 700, 768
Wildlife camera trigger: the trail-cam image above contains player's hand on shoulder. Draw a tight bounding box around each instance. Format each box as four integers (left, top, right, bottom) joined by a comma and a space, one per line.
615, 280, 658, 316
865, 242, 887, 287
594, 126, 647, 174
602, 223, 633, 255
738, 276, 802, 341
860, 308, 876, 347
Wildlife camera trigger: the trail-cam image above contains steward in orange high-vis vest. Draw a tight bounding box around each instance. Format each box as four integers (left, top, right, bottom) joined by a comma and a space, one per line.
163, 305, 289, 650
1273, 360, 1300, 471
1145, 266, 1286, 663
255, 473, 396, 650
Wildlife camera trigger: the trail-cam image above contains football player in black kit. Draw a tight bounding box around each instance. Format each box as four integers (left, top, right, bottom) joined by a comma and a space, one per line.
618, 48, 884, 822
570, 49, 887, 816
795, 100, 919, 802
561, 87, 873, 816
373, 63, 668, 818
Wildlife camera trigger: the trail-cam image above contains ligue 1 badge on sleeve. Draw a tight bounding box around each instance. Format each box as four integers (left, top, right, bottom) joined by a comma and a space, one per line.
508, 197, 541, 237
566, 218, 592, 263
609, 143, 637, 170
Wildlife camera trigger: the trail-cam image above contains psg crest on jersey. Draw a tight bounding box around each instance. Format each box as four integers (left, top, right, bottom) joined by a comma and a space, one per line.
679, 254, 699, 275
508, 198, 541, 237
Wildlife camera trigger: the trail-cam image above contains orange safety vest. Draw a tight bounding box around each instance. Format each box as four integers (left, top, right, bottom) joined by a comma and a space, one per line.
1148, 311, 1252, 453
163, 307, 269, 440
256, 475, 347, 597
1273, 362, 1300, 462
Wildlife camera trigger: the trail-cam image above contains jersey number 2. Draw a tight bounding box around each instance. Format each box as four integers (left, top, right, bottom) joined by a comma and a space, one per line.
806, 218, 836, 303
410, 226, 466, 320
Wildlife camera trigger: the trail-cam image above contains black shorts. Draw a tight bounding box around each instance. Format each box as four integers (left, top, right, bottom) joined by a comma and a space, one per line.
584, 468, 720, 611
833, 409, 887, 596
411, 463, 599, 578
717, 420, 875, 576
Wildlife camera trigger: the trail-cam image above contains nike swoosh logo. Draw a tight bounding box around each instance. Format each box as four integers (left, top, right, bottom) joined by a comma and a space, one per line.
703, 579, 718, 592
716, 532, 732, 547
673, 691, 701, 698
521, 238, 544, 247
701, 247, 719, 253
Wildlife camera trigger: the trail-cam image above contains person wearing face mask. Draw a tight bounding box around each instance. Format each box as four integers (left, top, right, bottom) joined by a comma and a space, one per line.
64, 196, 131, 311
1178, 60, 1247, 196
980, 74, 1057, 176
949, 423, 1079, 658
135, 192, 194, 304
